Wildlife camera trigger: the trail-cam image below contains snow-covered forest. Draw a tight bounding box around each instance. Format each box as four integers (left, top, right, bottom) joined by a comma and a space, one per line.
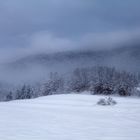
0, 66, 139, 102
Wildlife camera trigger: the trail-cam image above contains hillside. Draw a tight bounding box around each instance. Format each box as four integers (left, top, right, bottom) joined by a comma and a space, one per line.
0, 45, 140, 85
0, 93, 140, 140
7, 45, 140, 72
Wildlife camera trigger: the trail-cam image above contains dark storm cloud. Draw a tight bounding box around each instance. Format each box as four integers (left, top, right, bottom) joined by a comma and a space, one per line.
0, 0, 140, 60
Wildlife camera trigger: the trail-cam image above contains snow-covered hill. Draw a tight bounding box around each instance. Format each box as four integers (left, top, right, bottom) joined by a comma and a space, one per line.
0, 93, 140, 140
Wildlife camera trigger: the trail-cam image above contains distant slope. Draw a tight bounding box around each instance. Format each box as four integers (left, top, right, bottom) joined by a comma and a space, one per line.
7, 45, 140, 72
1, 45, 140, 84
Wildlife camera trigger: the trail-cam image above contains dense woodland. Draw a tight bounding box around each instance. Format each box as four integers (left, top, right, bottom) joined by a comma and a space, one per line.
1, 66, 140, 102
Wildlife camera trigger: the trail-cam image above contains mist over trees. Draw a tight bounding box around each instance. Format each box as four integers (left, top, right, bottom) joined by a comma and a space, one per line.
0, 66, 140, 102
68, 67, 139, 96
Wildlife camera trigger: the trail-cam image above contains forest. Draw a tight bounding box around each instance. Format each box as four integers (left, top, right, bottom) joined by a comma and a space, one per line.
1, 66, 140, 102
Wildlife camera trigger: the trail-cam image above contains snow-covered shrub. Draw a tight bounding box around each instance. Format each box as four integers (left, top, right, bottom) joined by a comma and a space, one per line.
97, 97, 117, 106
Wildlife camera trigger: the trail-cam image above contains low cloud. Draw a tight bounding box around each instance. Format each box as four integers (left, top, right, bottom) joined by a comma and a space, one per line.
81, 28, 140, 50
28, 28, 140, 53
0, 0, 140, 51
0, 28, 140, 63
29, 31, 77, 53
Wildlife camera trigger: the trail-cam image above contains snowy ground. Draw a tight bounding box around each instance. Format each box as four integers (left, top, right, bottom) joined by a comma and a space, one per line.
0, 93, 140, 140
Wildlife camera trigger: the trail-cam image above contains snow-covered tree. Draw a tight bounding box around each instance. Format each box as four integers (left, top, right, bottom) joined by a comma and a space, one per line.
42, 72, 64, 95
15, 85, 34, 100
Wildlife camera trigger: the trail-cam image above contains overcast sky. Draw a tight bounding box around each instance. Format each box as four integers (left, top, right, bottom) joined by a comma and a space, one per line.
0, 0, 140, 60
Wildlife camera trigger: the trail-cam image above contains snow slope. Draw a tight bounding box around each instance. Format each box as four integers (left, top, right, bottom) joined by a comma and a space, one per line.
0, 93, 140, 140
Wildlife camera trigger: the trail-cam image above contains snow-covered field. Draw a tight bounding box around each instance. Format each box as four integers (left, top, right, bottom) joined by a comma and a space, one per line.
0, 93, 140, 140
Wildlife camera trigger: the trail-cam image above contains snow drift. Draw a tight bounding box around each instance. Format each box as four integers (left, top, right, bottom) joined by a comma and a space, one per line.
0, 93, 140, 140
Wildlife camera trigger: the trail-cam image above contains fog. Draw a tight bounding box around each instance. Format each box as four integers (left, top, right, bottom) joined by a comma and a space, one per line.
0, 0, 140, 86
1, 28, 140, 63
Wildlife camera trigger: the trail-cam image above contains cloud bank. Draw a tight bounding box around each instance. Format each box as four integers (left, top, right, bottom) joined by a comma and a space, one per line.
0, 0, 140, 61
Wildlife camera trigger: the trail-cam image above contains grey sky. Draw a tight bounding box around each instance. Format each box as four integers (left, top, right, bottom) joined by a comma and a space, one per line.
0, 0, 140, 59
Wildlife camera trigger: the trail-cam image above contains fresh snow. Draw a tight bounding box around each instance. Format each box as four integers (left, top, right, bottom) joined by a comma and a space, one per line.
0, 93, 140, 140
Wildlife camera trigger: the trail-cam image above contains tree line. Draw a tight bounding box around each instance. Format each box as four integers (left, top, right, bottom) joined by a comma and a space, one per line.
2, 66, 140, 102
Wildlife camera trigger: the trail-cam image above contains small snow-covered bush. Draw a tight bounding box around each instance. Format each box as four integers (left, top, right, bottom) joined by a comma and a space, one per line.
97, 97, 117, 106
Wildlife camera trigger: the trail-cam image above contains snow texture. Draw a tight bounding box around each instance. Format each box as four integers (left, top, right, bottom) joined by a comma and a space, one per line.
0, 93, 140, 140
